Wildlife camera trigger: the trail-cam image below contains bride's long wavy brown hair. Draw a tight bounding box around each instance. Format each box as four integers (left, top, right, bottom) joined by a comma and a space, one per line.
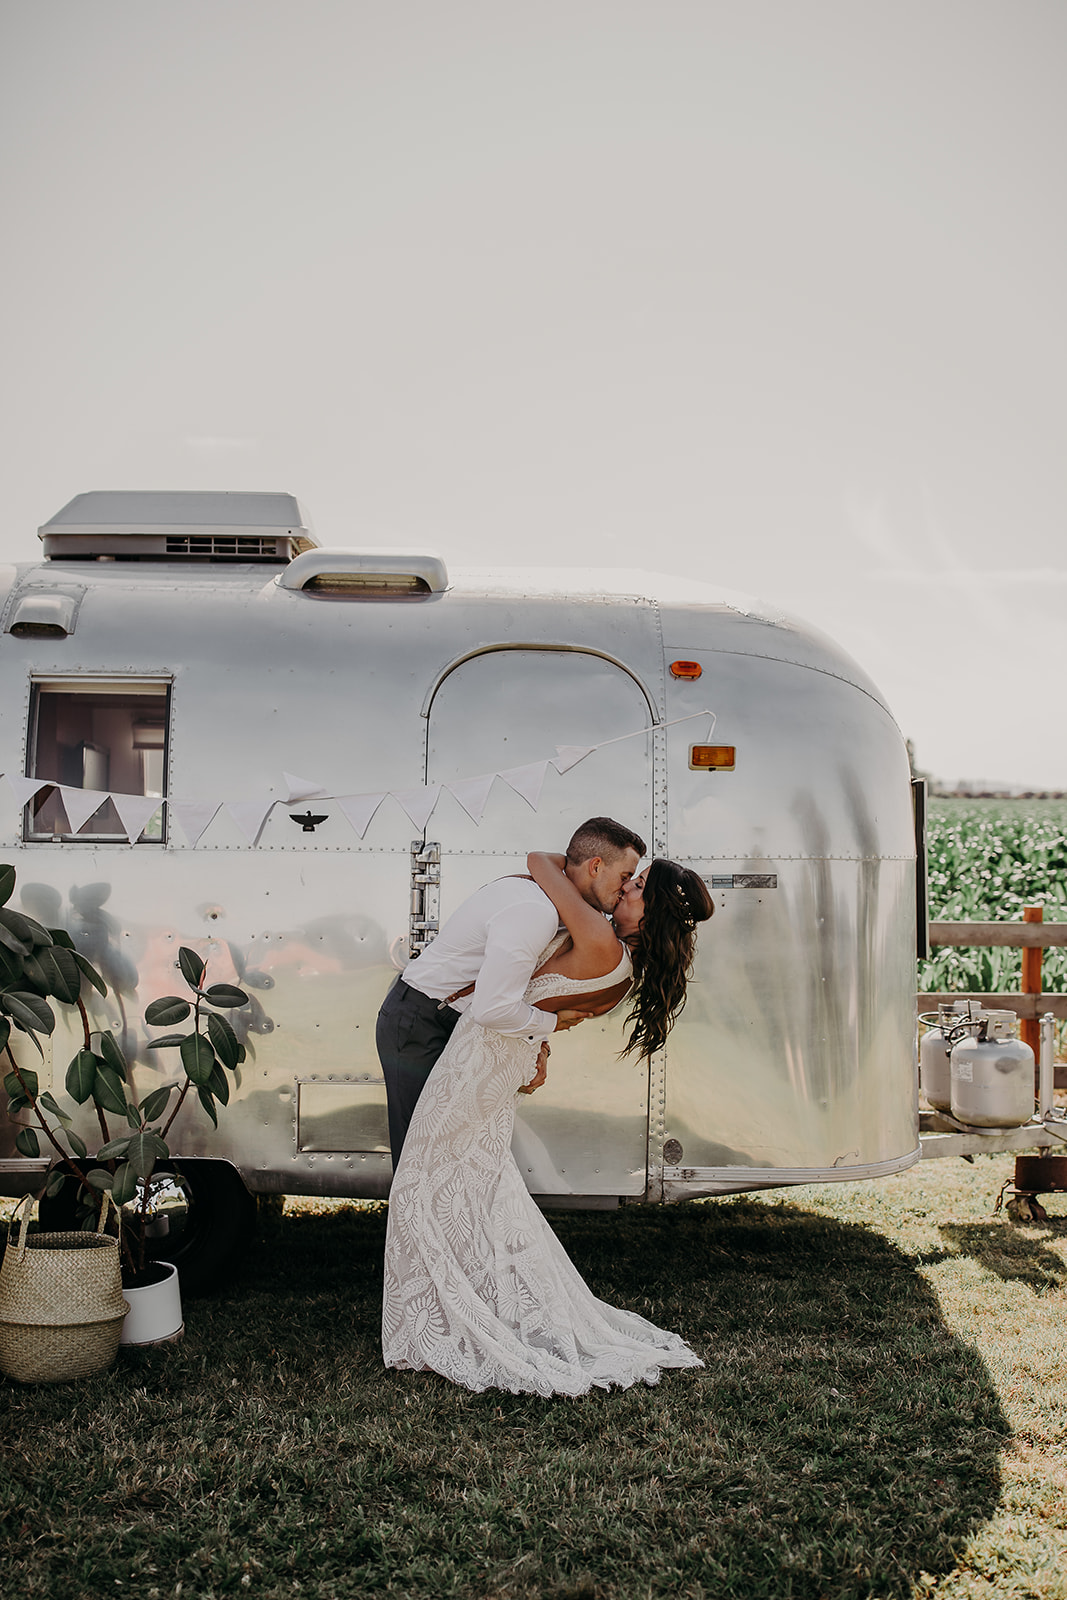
622, 860, 714, 1060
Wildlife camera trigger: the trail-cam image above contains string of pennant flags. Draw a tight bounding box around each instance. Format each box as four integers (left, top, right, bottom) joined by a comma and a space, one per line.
2, 709, 714, 847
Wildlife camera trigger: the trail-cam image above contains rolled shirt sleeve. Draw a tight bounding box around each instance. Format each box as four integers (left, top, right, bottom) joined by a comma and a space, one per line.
468, 898, 561, 1037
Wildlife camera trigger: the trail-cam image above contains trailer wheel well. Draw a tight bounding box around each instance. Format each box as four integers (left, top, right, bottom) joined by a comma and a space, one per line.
38, 1158, 257, 1298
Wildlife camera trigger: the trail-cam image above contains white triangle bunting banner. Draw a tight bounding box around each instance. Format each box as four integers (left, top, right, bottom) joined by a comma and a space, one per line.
445, 772, 497, 824
552, 744, 595, 775
8, 711, 713, 849
392, 785, 441, 832
225, 798, 276, 845
59, 787, 109, 834
169, 800, 221, 846
283, 771, 328, 804
499, 761, 549, 811
111, 792, 163, 842
6, 774, 49, 808
337, 792, 386, 838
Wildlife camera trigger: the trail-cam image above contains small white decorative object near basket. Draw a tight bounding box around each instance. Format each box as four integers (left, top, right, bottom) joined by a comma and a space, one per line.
119, 1258, 184, 1346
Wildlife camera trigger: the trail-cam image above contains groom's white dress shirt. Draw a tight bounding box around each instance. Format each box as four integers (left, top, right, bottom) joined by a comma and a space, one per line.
402, 876, 560, 1039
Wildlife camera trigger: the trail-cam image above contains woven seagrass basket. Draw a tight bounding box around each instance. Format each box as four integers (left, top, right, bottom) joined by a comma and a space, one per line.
0, 1196, 129, 1384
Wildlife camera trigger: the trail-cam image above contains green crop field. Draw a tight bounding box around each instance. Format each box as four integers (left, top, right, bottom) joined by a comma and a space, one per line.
919, 799, 1067, 1002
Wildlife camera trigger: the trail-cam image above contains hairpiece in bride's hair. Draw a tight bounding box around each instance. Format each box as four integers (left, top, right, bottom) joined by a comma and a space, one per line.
654, 861, 713, 931
667, 887, 695, 929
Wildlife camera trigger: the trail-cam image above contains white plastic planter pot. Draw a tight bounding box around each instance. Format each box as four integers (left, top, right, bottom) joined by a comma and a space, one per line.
119, 1260, 184, 1346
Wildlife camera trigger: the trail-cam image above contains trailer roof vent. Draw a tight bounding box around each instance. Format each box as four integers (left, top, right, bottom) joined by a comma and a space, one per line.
278, 549, 448, 598
3, 586, 84, 638
39, 491, 314, 563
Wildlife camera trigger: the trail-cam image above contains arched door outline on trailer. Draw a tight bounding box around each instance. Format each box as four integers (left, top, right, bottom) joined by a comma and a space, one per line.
419, 642, 661, 723
421, 644, 663, 1201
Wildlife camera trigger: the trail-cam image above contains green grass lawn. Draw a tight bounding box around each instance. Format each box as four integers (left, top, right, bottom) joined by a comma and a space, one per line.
2, 1157, 1065, 1600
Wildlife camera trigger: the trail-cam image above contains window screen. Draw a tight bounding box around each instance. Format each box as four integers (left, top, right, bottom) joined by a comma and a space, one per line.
26, 680, 170, 842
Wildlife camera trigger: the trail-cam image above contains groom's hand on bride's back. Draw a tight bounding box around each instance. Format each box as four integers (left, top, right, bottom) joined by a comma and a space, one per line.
555, 992, 626, 1030
554, 1009, 594, 1031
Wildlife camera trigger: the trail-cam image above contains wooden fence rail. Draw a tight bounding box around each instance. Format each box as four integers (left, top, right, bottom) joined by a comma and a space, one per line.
918, 917, 1067, 1027
929, 922, 1067, 948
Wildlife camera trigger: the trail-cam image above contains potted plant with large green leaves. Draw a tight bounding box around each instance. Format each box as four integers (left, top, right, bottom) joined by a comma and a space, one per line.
1, 862, 248, 1348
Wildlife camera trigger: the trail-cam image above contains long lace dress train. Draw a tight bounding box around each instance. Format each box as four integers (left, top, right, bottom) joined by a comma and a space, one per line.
382, 942, 703, 1396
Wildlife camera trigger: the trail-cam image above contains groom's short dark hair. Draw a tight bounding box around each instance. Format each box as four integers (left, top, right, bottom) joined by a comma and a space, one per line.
566, 817, 646, 865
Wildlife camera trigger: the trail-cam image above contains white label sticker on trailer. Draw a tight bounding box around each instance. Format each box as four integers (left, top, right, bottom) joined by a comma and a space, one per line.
710, 874, 778, 889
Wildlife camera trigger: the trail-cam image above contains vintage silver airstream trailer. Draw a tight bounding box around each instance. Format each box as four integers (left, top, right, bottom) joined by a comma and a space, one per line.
0, 492, 921, 1287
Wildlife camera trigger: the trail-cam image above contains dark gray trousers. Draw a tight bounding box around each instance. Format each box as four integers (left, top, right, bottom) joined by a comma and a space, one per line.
376, 977, 461, 1171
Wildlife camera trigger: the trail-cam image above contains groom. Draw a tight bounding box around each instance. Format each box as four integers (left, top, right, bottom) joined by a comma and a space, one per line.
377, 815, 646, 1170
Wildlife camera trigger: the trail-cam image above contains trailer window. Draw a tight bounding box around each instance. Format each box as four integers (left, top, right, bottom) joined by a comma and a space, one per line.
25, 680, 170, 842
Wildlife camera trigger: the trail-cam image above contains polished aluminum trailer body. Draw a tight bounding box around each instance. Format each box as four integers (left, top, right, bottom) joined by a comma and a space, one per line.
0, 494, 920, 1213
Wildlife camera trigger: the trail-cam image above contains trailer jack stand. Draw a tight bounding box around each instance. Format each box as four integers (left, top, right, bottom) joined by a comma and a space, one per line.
994, 1154, 1067, 1222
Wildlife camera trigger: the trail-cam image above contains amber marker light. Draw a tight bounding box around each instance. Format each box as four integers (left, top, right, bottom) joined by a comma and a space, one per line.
689, 745, 735, 771
669, 660, 703, 679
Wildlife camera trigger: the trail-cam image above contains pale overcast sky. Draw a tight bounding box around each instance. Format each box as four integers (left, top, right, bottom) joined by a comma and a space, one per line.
2, 1, 1064, 787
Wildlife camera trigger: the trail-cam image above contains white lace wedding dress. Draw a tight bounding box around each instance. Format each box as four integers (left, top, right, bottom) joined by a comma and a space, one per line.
382, 939, 703, 1396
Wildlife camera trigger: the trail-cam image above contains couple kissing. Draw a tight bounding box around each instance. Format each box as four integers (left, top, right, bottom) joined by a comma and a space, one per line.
376, 817, 713, 1398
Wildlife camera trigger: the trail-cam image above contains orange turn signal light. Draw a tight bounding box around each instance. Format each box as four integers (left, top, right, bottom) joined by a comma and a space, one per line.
670, 660, 703, 679
689, 745, 735, 771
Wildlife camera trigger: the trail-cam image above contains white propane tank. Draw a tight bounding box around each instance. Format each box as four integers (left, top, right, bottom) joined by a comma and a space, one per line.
949, 1010, 1035, 1128
920, 1003, 974, 1111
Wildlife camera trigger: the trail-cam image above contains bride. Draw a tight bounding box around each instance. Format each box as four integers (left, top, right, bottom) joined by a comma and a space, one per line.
382, 850, 715, 1397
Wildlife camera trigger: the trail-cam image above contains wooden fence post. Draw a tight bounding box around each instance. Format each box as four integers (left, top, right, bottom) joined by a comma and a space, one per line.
1021, 905, 1043, 1057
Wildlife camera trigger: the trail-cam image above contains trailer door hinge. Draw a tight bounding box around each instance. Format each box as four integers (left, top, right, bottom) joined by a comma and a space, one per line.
409, 840, 441, 957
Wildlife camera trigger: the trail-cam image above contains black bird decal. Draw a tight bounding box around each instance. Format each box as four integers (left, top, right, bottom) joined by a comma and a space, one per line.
289, 810, 329, 833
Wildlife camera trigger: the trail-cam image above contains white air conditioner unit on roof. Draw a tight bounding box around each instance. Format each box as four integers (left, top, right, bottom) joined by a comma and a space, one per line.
40, 491, 314, 563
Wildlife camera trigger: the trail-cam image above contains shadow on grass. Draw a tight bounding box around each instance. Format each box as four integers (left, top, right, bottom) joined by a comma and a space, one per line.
940, 1217, 1066, 1292
1, 1199, 1008, 1600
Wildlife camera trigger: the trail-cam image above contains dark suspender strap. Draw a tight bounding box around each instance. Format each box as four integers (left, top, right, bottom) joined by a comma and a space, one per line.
438, 981, 475, 1010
